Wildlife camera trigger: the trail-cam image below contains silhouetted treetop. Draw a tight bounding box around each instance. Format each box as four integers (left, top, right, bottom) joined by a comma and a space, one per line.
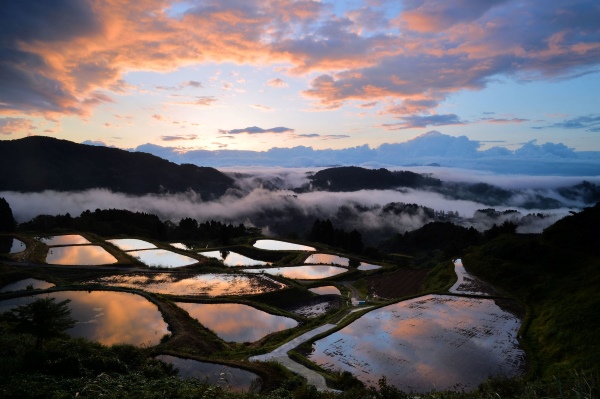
309, 166, 441, 191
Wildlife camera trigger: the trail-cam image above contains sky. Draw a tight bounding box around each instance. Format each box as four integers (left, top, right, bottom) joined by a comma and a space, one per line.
1, 0, 600, 155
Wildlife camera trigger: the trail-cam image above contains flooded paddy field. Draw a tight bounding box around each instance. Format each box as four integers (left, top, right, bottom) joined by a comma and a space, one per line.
85, 273, 288, 296
309, 286, 342, 296
0, 291, 168, 346
0, 278, 54, 293
199, 250, 270, 267
46, 245, 118, 265
309, 294, 525, 392
286, 296, 341, 318
128, 249, 199, 268
253, 239, 315, 251
357, 262, 382, 271
156, 355, 260, 392
176, 302, 298, 342
37, 234, 91, 246
242, 265, 348, 280
0, 237, 26, 254
304, 254, 349, 266
450, 258, 499, 296
106, 238, 157, 251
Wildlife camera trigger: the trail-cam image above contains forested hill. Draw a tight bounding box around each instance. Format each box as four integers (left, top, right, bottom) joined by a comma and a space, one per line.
0, 137, 234, 197
308, 166, 441, 191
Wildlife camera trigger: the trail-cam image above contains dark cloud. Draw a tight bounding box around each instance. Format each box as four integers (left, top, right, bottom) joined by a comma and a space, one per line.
322, 134, 350, 140
294, 134, 321, 138
481, 117, 530, 124
219, 126, 295, 135
532, 114, 600, 132
382, 114, 466, 130
401, 0, 509, 32
161, 134, 199, 142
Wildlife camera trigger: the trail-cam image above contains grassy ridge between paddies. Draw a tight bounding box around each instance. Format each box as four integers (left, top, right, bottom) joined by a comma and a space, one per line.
463, 203, 600, 378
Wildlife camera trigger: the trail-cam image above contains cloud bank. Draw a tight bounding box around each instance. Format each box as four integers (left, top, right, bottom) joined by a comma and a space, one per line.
134, 131, 600, 176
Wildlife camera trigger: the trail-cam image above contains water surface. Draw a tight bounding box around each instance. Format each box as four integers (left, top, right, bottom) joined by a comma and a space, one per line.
0, 291, 168, 346
304, 254, 349, 266
0, 238, 26, 254
253, 239, 315, 251
170, 243, 193, 250
357, 262, 382, 271
309, 286, 342, 295
449, 259, 496, 296
177, 302, 298, 342
86, 273, 288, 296
46, 245, 118, 265
309, 294, 525, 392
129, 249, 198, 267
38, 235, 90, 246
200, 250, 270, 267
156, 355, 260, 392
107, 238, 157, 251
243, 265, 347, 280
0, 278, 54, 293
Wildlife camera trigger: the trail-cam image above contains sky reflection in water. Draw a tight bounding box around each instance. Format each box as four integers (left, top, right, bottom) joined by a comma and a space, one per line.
177, 302, 298, 342
309, 286, 342, 296
129, 249, 198, 267
243, 265, 347, 279
156, 355, 260, 392
0, 291, 168, 346
86, 273, 287, 296
304, 254, 349, 266
1, 238, 26, 254
253, 239, 315, 251
46, 245, 118, 265
38, 234, 90, 246
199, 250, 270, 267
357, 262, 382, 271
0, 278, 54, 293
309, 294, 525, 392
106, 238, 157, 251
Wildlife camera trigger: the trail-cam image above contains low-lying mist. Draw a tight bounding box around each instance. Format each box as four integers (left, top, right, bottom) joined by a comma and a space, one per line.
2, 172, 585, 244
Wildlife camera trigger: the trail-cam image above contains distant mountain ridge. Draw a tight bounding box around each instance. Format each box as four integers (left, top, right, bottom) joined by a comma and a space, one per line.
0, 136, 233, 197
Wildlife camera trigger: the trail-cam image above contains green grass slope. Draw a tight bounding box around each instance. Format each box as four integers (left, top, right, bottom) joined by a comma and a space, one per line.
463, 203, 600, 377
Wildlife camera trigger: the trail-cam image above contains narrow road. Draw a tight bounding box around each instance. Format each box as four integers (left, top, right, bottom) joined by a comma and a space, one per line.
250, 324, 337, 391
341, 281, 362, 306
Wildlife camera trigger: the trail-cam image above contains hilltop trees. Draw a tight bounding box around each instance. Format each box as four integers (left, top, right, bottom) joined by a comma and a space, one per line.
0, 197, 16, 232
308, 219, 364, 253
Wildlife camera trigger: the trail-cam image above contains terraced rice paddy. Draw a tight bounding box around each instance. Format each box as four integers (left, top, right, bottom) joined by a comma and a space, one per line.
156, 355, 260, 392
46, 245, 118, 265
0, 291, 168, 346
85, 273, 288, 296
176, 302, 298, 342
128, 249, 198, 268
309, 294, 525, 392
242, 265, 347, 280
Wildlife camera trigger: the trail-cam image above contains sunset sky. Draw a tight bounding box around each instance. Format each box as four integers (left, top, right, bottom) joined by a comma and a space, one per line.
1, 0, 599, 153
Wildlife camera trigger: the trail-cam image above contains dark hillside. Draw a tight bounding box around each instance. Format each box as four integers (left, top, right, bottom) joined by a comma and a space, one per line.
463, 203, 600, 376
309, 166, 441, 191
0, 137, 233, 197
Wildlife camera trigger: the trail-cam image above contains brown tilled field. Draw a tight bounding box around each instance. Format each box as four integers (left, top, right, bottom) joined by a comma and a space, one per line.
366, 268, 428, 299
